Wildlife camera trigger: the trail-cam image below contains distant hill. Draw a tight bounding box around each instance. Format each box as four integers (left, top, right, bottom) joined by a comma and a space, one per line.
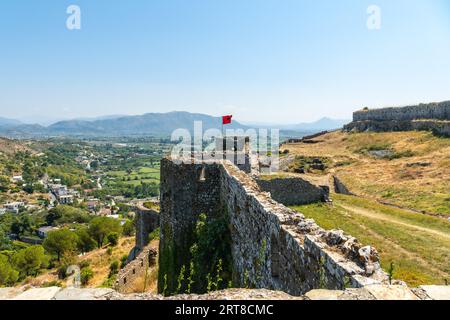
0, 117, 22, 128
242, 117, 350, 132
0, 112, 250, 137
0, 112, 348, 138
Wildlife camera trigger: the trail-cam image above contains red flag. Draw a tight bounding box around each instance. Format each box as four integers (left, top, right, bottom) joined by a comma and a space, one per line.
222, 115, 232, 125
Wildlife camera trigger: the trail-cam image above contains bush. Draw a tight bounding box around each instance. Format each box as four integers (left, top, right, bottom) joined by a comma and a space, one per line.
12, 245, 50, 278
0, 254, 19, 286
57, 265, 68, 279
120, 255, 128, 268
79, 259, 91, 270
109, 260, 119, 277
107, 232, 119, 246
122, 220, 135, 236
148, 228, 160, 242
80, 267, 94, 286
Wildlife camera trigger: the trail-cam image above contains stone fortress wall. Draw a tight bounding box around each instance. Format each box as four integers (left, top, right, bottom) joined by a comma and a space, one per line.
115, 245, 157, 293
256, 177, 329, 206
159, 156, 390, 296
115, 204, 159, 292
344, 101, 450, 136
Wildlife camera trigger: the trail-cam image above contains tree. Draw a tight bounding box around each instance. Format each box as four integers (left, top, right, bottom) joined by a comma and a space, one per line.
11, 214, 32, 237
12, 246, 49, 278
0, 254, 19, 286
88, 217, 122, 248
0, 229, 12, 251
46, 205, 90, 226
0, 175, 10, 192
43, 229, 78, 262
75, 228, 96, 254
122, 220, 135, 236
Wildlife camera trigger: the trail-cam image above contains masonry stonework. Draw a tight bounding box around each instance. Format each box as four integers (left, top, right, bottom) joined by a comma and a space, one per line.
344, 101, 450, 136
256, 177, 329, 206
159, 157, 390, 296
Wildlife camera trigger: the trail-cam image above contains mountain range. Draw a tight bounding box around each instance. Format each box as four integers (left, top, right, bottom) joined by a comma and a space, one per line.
0, 112, 349, 138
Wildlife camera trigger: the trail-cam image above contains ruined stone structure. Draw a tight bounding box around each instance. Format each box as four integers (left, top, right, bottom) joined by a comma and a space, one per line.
332, 176, 353, 195
256, 177, 329, 206
115, 203, 159, 292
134, 205, 159, 253
159, 155, 390, 296
115, 245, 157, 293
344, 101, 450, 136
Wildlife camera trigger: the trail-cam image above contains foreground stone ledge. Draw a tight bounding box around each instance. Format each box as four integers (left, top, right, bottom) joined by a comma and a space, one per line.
1, 286, 449, 300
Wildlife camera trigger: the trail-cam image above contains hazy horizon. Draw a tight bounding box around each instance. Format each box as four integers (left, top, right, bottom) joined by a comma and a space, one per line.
1, 1, 450, 123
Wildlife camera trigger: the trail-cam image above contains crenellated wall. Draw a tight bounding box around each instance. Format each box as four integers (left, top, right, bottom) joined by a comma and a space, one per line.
159, 157, 391, 296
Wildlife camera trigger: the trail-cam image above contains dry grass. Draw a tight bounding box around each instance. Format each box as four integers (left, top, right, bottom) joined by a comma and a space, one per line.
284, 131, 450, 216
291, 194, 450, 287
78, 236, 136, 287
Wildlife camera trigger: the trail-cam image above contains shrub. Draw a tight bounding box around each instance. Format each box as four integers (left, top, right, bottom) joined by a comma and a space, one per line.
0, 254, 19, 286
80, 267, 94, 286
79, 259, 91, 269
109, 260, 119, 277
120, 255, 128, 268
122, 220, 135, 236
107, 232, 119, 246
57, 265, 68, 279
148, 228, 160, 242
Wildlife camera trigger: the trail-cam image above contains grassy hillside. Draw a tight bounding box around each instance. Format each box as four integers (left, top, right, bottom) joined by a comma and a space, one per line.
283, 131, 450, 216
291, 194, 450, 287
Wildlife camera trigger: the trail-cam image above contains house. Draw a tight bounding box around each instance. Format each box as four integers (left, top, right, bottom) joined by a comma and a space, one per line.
58, 194, 74, 205
4, 202, 25, 214
87, 200, 99, 211
37, 226, 59, 239
50, 184, 68, 196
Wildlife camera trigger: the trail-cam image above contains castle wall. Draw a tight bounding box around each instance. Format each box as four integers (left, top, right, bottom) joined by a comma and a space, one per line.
134, 207, 159, 252
158, 158, 222, 293
256, 177, 329, 206
115, 245, 157, 293
159, 158, 389, 296
353, 102, 450, 121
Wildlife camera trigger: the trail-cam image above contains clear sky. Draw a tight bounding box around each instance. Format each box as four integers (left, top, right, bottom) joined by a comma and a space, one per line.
0, 0, 449, 124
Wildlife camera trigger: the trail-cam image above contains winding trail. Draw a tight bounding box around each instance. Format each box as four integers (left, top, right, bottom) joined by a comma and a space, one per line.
339, 204, 450, 240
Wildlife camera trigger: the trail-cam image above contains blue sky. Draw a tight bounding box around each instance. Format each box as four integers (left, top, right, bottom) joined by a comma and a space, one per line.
0, 0, 449, 124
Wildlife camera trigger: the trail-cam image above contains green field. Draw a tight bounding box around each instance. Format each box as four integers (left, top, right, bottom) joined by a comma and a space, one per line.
290, 194, 450, 287
107, 166, 160, 185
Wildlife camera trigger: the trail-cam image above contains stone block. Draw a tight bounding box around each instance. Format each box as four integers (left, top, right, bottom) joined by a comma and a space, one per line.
418, 285, 450, 300
363, 285, 418, 300
54, 288, 115, 300
12, 287, 61, 300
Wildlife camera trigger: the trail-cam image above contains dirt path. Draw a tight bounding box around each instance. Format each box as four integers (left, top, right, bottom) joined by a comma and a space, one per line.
339, 204, 450, 240
353, 219, 450, 280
